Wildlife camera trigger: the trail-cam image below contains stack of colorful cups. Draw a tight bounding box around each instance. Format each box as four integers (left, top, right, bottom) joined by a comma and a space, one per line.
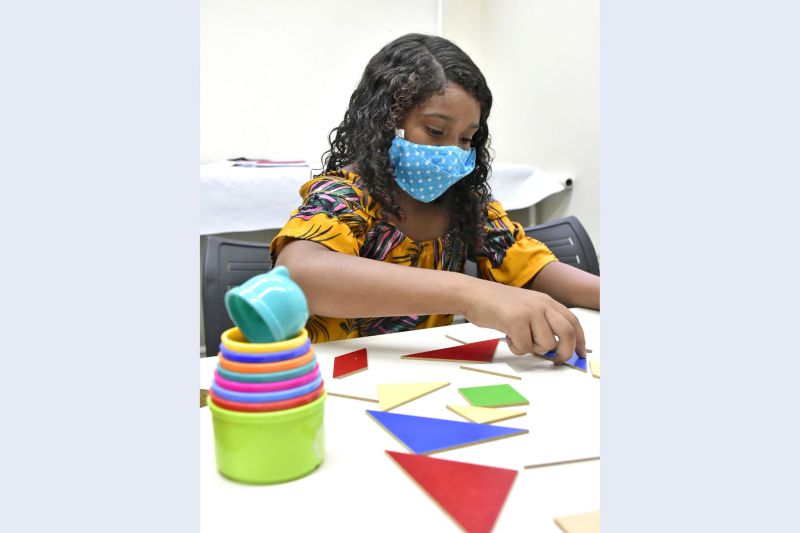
206, 266, 325, 484
211, 327, 323, 413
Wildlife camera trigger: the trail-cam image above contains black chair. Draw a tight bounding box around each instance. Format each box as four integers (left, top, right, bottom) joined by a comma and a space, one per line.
524, 215, 599, 275
202, 236, 271, 357
464, 215, 599, 278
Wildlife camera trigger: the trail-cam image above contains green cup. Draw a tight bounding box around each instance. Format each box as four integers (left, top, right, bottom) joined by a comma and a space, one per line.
208, 392, 326, 484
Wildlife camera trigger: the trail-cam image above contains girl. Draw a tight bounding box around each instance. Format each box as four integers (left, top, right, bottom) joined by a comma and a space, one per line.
271, 33, 599, 363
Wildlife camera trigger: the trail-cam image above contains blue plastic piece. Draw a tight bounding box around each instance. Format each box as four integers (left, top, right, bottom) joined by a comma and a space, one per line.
366, 410, 527, 455
543, 350, 588, 372
218, 338, 311, 363
500, 337, 588, 372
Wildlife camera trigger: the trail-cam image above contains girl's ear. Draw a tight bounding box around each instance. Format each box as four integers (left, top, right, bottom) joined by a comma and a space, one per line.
395, 128, 405, 139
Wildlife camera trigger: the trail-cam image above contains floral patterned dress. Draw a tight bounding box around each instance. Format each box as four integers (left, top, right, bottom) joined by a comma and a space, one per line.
270, 170, 557, 343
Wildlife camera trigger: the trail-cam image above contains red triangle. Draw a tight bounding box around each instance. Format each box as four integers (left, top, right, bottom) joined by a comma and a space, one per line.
386, 450, 517, 533
401, 338, 500, 363
332, 348, 368, 378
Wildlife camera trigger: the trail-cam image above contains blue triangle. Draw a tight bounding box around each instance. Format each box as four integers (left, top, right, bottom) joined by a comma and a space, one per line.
543, 350, 588, 372
366, 410, 528, 455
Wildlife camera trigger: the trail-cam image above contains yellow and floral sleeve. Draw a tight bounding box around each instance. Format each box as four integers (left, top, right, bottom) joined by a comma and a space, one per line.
270, 175, 372, 263
472, 200, 558, 287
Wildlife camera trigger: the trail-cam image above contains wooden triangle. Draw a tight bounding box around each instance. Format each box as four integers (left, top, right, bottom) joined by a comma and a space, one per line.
333, 348, 369, 379
401, 338, 500, 363
589, 358, 600, 379
446, 404, 526, 424
554, 510, 600, 533
386, 450, 517, 533
366, 410, 528, 455
377, 382, 449, 411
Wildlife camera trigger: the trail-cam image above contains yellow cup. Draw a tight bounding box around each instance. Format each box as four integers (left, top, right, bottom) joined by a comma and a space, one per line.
221, 327, 309, 354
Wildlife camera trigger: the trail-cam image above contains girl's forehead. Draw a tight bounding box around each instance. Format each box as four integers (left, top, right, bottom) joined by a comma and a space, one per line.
414, 84, 480, 124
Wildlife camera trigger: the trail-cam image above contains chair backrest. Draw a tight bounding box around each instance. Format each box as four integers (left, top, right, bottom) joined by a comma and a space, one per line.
524, 215, 599, 275
202, 236, 271, 357
463, 215, 599, 278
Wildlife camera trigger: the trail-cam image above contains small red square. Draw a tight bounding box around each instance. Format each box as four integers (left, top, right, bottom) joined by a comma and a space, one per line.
332, 348, 369, 378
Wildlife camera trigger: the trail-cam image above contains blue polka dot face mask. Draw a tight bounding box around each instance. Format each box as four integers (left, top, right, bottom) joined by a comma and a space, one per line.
388, 129, 477, 203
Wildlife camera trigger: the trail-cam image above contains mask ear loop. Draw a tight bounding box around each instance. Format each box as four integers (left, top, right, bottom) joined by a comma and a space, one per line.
390, 127, 407, 222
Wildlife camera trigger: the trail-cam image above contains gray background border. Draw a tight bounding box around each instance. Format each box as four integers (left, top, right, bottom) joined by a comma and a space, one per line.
0, 1, 199, 531
602, 0, 800, 531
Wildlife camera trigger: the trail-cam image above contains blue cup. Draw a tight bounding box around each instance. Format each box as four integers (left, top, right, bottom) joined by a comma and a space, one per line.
224, 266, 310, 343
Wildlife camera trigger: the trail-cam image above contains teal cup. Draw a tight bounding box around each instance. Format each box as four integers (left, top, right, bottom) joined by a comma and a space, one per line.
224, 266, 310, 343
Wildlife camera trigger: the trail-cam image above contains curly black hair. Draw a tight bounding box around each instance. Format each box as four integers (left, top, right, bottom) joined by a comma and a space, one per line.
320, 33, 494, 251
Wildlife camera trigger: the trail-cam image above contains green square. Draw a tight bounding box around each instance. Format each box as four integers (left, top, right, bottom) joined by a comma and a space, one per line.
458, 384, 529, 407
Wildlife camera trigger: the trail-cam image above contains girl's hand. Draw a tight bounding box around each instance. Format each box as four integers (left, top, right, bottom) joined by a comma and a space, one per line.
461, 280, 586, 364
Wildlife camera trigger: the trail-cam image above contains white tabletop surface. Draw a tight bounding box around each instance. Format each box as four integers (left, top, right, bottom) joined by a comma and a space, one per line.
200, 309, 600, 532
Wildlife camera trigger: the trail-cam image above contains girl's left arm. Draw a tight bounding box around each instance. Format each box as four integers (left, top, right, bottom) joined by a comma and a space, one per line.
527, 262, 600, 310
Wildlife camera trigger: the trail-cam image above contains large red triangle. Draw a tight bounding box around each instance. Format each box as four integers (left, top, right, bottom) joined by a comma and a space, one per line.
386, 450, 517, 533
401, 338, 500, 363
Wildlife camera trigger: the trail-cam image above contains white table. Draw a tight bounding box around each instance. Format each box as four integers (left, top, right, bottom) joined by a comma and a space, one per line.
200, 310, 600, 532
200, 161, 315, 235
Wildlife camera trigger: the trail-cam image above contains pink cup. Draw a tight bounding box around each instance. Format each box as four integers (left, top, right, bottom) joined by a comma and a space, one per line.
213, 365, 321, 393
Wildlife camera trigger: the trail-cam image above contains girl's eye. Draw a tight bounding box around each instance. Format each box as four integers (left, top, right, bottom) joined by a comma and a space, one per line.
427, 127, 444, 136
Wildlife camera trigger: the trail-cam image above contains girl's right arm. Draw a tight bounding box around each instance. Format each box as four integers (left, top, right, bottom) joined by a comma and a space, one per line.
276, 239, 586, 362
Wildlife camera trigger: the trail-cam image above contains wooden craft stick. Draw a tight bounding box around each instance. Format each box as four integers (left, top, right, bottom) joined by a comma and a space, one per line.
445, 334, 468, 344
459, 364, 522, 380
327, 391, 379, 403
524, 456, 600, 470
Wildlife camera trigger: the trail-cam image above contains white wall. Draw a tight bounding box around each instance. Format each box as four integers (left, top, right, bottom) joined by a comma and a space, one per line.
201, 0, 438, 167
443, 0, 600, 251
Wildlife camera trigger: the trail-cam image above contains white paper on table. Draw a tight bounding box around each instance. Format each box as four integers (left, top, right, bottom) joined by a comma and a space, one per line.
488, 163, 573, 211
200, 160, 316, 235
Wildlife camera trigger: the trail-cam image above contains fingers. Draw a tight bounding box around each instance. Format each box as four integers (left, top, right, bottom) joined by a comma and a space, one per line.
548, 301, 587, 357
505, 324, 535, 356
507, 311, 560, 357
544, 308, 578, 364
480, 286, 588, 363
507, 316, 563, 359
506, 307, 581, 363
530, 313, 558, 355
